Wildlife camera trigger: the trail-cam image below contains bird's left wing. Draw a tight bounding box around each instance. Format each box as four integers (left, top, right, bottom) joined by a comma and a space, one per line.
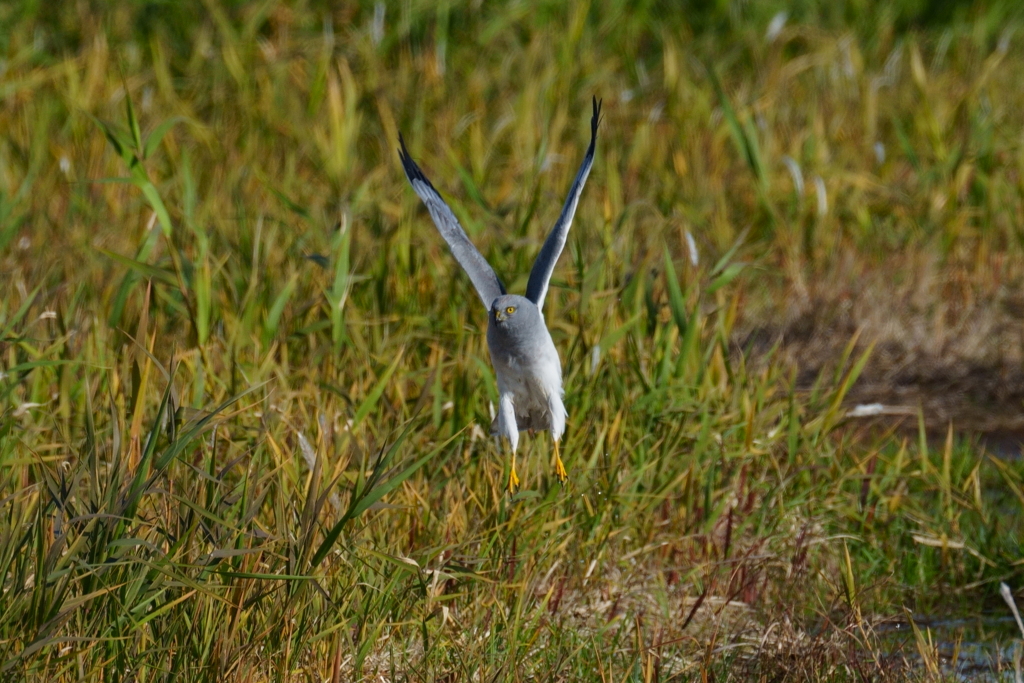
399, 135, 506, 310
525, 96, 601, 312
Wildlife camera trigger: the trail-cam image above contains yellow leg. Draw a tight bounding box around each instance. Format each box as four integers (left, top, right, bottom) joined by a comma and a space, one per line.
507, 452, 520, 494
553, 440, 568, 484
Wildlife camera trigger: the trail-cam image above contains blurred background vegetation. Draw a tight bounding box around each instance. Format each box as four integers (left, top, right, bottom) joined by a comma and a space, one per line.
3, 0, 1024, 680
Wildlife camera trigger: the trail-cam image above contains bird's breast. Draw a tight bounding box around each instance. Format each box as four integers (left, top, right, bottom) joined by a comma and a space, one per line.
488, 343, 561, 398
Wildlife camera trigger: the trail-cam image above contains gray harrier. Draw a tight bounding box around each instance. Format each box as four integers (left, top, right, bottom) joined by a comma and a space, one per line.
398, 97, 601, 493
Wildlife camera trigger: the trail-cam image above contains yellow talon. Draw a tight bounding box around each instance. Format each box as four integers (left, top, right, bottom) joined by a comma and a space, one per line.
508, 458, 520, 494
553, 441, 568, 484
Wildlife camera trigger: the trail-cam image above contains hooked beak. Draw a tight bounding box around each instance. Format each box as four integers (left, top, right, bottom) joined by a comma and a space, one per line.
493, 309, 506, 322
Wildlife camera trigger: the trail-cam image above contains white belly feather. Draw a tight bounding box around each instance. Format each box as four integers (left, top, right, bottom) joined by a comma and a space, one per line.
488, 325, 566, 442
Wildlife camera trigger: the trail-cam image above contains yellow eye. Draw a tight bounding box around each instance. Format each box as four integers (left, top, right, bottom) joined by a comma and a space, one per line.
505, 306, 515, 314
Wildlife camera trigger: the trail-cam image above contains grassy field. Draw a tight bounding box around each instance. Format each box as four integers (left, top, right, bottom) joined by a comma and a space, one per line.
3, 1, 1024, 680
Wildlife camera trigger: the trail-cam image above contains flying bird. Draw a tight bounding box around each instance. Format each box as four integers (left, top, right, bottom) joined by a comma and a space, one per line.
398, 97, 601, 493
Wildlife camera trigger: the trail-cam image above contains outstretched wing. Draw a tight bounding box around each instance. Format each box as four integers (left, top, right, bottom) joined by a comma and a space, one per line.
525, 96, 601, 312
398, 134, 506, 310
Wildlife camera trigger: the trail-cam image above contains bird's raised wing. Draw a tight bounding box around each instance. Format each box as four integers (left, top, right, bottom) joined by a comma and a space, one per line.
525, 96, 601, 312
399, 135, 506, 310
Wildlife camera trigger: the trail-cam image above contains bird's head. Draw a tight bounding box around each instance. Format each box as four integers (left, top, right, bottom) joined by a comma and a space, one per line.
490, 294, 534, 326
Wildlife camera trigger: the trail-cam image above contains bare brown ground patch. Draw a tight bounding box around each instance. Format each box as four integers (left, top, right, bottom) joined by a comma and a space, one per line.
739, 251, 1024, 437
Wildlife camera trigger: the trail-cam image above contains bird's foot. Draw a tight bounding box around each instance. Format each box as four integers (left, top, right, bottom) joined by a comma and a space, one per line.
507, 462, 521, 495
553, 441, 568, 485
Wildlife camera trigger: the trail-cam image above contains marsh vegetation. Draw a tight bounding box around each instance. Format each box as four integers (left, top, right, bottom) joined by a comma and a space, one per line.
3, 1, 1024, 680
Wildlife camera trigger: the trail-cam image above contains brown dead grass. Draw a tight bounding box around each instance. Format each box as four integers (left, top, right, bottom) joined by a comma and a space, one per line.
740, 245, 1024, 434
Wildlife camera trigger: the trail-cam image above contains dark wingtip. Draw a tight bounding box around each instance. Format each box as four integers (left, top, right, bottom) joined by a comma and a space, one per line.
588, 96, 602, 149
397, 132, 433, 188
397, 132, 416, 178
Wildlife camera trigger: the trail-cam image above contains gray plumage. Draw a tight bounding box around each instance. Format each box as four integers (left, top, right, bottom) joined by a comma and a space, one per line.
397, 138, 507, 310
399, 97, 601, 488
525, 100, 600, 312
486, 294, 565, 455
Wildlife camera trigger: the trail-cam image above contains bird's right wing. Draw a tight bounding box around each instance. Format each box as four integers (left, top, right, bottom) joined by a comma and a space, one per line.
398, 135, 506, 310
